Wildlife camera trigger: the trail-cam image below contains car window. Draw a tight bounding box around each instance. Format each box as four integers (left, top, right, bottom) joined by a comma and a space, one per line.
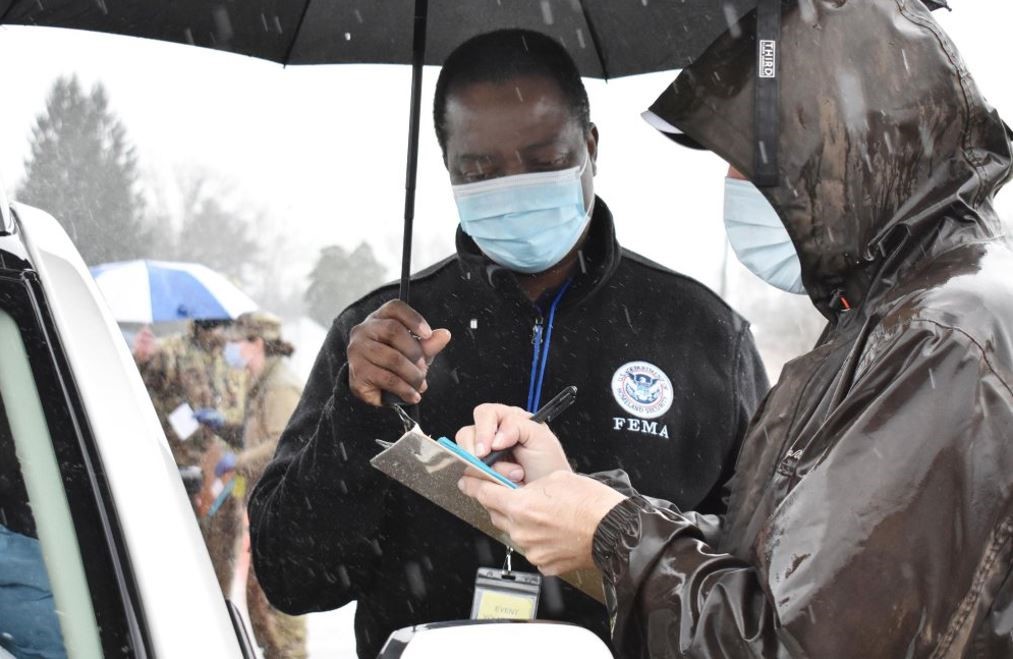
0, 309, 103, 659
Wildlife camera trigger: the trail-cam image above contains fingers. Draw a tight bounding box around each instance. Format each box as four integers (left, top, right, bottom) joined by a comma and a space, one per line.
457, 474, 481, 498
348, 303, 453, 406
458, 475, 512, 514
421, 328, 452, 363
365, 318, 426, 364
455, 426, 524, 481
460, 404, 571, 483
462, 464, 493, 481
349, 361, 422, 405
455, 418, 515, 461
490, 417, 525, 451
480, 406, 549, 452
472, 403, 523, 456
362, 340, 426, 390
455, 425, 478, 455
350, 382, 382, 407
492, 460, 525, 483
373, 300, 433, 339
472, 404, 502, 456
459, 476, 576, 575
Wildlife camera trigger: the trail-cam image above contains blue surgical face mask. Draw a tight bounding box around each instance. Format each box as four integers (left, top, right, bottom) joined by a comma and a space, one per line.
223, 341, 248, 370
723, 178, 806, 295
452, 156, 592, 274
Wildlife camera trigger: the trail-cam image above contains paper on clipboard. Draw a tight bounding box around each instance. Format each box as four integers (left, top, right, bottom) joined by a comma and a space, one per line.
370, 425, 605, 603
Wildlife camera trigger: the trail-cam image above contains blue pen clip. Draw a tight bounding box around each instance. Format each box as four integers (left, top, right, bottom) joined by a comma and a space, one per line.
437, 437, 520, 490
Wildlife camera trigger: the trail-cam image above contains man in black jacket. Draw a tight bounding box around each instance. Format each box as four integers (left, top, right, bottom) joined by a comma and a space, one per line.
249, 29, 768, 657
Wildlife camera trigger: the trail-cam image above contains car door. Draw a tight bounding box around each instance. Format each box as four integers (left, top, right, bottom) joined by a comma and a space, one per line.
0, 263, 149, 657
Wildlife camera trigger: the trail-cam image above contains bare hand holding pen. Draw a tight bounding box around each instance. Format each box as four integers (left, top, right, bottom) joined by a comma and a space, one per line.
456, 403, 626, 576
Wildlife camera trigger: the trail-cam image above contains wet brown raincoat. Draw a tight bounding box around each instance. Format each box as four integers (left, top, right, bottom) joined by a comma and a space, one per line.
590, 1, 1013, 656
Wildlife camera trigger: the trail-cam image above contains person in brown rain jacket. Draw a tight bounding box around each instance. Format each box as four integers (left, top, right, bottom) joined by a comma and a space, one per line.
133, 319, 248, 594
220, 311, 307, 659
458, 1, 1013, 657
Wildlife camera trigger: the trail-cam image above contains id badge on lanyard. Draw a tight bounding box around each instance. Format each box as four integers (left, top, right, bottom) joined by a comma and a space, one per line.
470, 548, 542, 621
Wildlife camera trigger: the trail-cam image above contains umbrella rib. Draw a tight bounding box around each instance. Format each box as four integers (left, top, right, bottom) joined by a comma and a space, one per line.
282, 0, 315, 67
578, 2, 609, 79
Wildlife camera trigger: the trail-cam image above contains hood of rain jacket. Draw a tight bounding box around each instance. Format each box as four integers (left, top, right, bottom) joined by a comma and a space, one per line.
591, 1, 1013, 657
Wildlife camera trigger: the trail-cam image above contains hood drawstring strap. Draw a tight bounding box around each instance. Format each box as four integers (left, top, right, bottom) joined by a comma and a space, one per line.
753, 0, 783, 187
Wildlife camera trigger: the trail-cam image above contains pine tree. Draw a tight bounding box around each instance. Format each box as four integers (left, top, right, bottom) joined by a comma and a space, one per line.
173, 173, 263, 286
306, 243, 388, 325
18, 75, 150, 264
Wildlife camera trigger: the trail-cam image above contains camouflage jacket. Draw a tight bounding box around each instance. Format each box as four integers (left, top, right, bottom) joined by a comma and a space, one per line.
139, 332, 248, 467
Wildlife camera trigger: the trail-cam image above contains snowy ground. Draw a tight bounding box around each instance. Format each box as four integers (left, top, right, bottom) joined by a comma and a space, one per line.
306, 605, 357, 659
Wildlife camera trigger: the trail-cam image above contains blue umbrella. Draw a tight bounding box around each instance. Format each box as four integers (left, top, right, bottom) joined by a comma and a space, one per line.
89, 260, 258, 324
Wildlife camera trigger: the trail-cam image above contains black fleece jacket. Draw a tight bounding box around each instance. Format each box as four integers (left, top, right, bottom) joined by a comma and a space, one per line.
249, 198, 768, 657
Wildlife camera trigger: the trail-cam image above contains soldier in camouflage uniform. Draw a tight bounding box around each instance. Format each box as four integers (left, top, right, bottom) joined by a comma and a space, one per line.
224, 312, 307, 659
133, 319, 248, 596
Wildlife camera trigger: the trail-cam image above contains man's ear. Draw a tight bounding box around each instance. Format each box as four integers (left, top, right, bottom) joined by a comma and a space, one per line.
587, 123, 600, 176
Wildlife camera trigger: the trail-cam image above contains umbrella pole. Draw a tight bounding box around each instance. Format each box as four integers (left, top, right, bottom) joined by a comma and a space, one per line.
398, 0, 429, 304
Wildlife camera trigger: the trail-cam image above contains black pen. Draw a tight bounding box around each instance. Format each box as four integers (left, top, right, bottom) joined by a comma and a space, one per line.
483, 385, 578, 466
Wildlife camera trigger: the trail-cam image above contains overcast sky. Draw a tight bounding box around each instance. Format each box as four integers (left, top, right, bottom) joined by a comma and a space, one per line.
1, 3, 1010, 298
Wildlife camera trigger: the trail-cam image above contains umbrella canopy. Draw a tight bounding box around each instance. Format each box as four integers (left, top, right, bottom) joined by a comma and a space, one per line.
89, 260, 258, 324
2, 0, 756, 76
4, 0, 767, 310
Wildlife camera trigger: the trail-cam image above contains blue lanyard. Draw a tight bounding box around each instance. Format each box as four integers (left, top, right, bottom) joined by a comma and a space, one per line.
526, 279, 573, 412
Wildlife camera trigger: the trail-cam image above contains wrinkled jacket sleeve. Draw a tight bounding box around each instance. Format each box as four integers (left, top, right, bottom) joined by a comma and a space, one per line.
591, 320, 1013, 658
248, 311, 403, 614
592, 469, 724, 548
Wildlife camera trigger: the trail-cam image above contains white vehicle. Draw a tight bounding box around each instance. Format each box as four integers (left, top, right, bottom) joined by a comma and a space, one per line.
0, 196, 253, 658
0, 194, 611, 658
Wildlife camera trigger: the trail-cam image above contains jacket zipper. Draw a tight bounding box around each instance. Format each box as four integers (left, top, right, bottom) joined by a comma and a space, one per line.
531, 315, 544, 345
526, 314, 545, 412
526, 279, 573, 412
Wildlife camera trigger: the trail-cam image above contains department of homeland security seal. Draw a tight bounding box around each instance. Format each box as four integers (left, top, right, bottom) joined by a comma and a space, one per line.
611, 361, 673, 419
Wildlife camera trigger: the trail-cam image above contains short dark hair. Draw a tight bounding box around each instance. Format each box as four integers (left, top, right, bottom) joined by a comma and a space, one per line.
434, 29, 591, 154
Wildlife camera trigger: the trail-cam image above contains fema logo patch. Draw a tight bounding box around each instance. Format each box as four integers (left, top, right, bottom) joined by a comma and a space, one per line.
611, 361, 673, 419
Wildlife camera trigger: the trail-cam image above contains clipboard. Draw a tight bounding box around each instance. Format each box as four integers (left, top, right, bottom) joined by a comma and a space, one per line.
370, 425, 605, 603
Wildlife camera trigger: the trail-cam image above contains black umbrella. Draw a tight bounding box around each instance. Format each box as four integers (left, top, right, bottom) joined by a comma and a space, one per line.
2, 0, 763, 302
2, 1, 757, 74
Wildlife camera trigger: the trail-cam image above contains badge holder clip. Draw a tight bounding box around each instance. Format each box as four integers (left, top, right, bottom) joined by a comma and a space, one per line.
470, 547, 542, 621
